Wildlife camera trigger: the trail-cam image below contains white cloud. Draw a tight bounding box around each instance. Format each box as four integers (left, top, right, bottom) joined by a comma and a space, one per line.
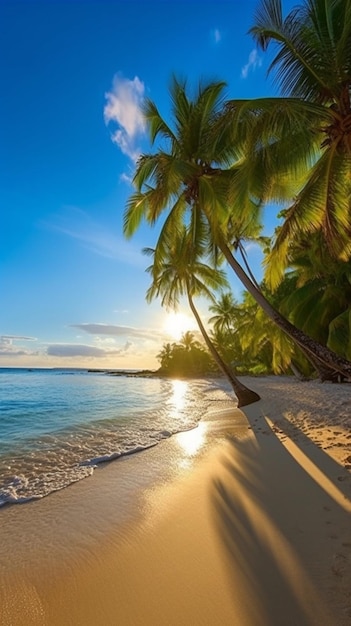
104, 74, 146, 161
213, 28, 222, 43
0, 335, 38, 357
241, 49, 262, 79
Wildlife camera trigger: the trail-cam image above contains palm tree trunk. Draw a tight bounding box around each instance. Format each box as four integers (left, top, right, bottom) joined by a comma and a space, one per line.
219, 240, 351, 381
187, 293, 260, 407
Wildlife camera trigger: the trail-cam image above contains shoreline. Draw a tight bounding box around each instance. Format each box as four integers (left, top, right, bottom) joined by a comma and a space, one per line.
1, 376, 350, 625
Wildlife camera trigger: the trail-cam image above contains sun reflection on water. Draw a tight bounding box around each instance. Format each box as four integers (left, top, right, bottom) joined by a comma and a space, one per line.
167, 379, 208, 458
167, 379, 188, 417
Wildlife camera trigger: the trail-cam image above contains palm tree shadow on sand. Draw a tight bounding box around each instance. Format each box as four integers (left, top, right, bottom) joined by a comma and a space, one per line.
209, 403, 351, 626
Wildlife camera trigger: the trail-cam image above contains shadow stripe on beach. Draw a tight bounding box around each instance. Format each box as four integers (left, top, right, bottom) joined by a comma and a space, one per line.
210, 401, 351, 626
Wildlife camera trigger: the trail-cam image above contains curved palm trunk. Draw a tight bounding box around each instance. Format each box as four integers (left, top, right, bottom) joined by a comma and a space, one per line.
187, 293, 260, 407
220, 240, 351, 380
238, 242, 261, 291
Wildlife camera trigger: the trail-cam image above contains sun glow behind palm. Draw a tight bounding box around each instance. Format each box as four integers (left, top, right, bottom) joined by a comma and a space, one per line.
163, 312, 197, 341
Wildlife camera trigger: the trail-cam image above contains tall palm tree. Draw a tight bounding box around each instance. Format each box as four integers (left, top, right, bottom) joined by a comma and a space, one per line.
143, 226, 260, 407
124, 77, 351, 379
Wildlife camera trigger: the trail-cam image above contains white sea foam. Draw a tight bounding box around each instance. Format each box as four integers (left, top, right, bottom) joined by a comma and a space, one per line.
0, 370, 233, 506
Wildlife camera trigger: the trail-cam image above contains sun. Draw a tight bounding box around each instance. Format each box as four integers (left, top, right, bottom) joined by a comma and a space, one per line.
163, 312, 197, 341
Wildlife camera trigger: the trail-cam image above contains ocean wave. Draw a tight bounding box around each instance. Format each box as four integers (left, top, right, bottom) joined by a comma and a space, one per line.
0, 375, 233, 506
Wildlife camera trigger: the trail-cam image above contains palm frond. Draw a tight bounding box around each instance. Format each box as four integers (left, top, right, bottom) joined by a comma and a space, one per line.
250, 0, 351, 103
328, 309, 351, 359
133, 154, 160, 191
143, 99, 175, 145
123, 191, 150, 238
265, 147, 351, 288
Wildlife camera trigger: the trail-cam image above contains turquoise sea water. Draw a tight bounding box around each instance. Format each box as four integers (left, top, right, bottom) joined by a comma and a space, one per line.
0, 368, 231, 506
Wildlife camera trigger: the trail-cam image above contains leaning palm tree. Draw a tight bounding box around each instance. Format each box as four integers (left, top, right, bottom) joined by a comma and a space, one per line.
124, 77, 351, 379
143, 226, 260, 407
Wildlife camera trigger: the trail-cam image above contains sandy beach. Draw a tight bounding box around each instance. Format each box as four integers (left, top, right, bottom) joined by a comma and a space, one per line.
1, 376, 350, 626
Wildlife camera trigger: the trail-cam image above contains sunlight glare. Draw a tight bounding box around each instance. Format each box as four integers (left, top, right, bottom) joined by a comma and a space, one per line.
177, 422, 207, 456
163, 312, 197, 340
167, 379, 187, 417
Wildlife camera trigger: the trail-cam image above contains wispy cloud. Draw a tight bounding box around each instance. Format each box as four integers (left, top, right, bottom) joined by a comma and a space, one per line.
1, 335, 37, 342
104, 74, 146, 161
42, 206, 145, 267
120, 171, 133, 184
70, 323, 163, 342
212, 28, 222, 44
46, 343, 130, 358
0, 335, 38, 357
241, 49, 262, 79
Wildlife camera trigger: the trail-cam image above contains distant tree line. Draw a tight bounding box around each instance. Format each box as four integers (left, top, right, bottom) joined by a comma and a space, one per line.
156, 332, 217, 377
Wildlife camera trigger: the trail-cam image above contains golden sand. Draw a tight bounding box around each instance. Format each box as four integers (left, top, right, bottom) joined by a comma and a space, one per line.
1, 376, 350, 625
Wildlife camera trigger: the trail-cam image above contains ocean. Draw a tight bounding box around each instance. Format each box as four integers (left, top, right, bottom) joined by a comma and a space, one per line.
0, 368, 232, 506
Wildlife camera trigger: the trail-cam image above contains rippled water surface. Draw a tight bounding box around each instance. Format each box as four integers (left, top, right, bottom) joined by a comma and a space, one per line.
0, 368, 229, 505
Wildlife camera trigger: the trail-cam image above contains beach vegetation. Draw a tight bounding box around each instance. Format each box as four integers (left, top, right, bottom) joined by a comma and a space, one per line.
124, 73, 351, 381
208, 289, 311, 378
156, 335, 215, 377
279, 235, 351, 361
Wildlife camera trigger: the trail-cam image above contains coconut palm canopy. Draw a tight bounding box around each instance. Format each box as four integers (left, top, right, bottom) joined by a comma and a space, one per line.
221, 0, 351, 289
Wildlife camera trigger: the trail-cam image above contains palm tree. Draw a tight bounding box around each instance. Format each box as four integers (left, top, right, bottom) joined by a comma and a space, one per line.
279, 234, 351, 359
229, 0, 351, 287
179, 331, 199, 352
143, 226, 260, 407
124, 77, 351, 379
208, 292, 240, 334
237, 289, 307, 376
157, 342, 174, 371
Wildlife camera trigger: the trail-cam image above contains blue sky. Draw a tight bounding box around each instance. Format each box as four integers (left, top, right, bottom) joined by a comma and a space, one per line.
0, 0, 295, 370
